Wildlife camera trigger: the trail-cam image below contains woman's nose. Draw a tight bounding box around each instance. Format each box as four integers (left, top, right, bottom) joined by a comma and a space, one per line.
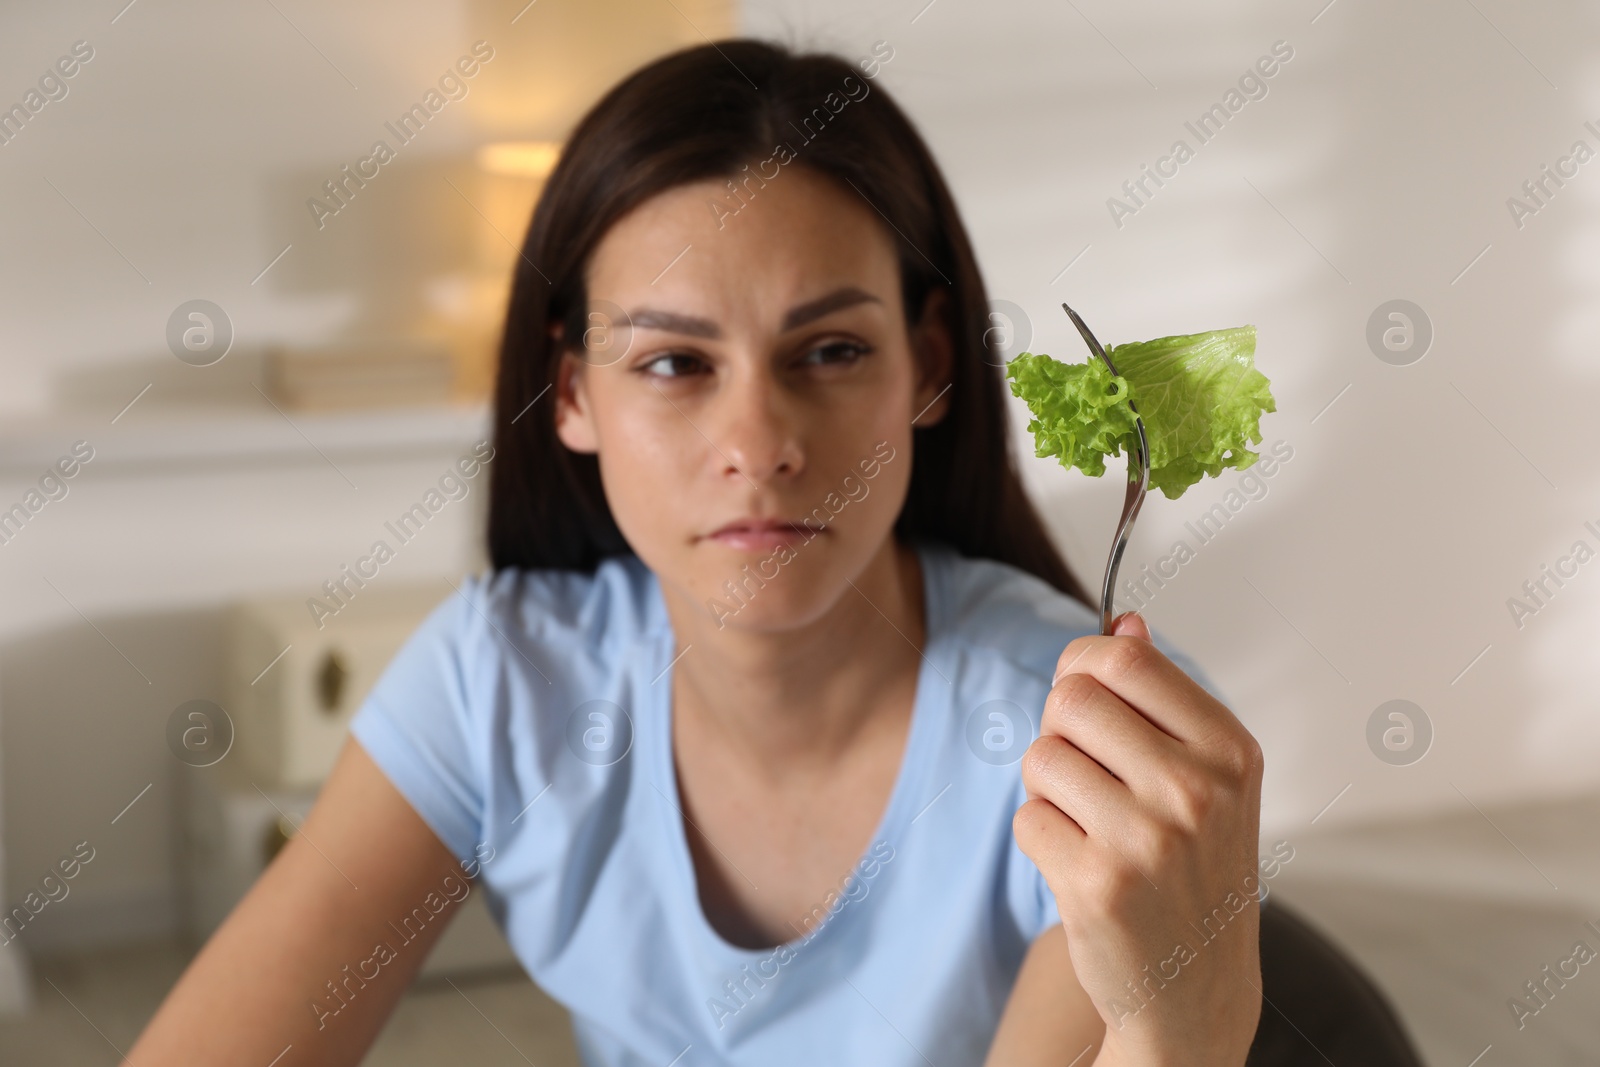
715, 371, 804, 485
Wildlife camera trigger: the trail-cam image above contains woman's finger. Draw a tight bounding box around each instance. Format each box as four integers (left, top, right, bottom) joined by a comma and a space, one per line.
1052, 633, 1251, 760
1041, 671, 1188, 801
1020, 732, 1144, 852
1011, 793, 1087, 894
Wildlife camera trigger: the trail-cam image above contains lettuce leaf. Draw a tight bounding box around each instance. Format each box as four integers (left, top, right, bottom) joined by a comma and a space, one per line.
1006, 325, 1274, 499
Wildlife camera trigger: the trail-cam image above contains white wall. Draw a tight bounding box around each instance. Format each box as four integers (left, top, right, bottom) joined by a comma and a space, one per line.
741, 0, 1600, 835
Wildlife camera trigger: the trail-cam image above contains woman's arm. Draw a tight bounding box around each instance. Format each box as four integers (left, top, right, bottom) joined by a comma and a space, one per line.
985, 924, 1105, 1067
129, 738, 475, 1066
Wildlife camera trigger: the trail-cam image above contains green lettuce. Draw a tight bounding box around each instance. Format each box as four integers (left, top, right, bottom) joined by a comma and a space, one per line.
1005, 325, 1274, 499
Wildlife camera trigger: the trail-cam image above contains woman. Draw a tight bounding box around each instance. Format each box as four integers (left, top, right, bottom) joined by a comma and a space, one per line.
130, 38, 1269, 1066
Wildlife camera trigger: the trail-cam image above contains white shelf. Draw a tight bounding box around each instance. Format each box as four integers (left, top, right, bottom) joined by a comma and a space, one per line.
0, 400, 492, 477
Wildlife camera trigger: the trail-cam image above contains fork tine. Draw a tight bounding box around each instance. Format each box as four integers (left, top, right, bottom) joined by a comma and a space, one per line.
1061, 303, 1151, 635
1061, 302, 1111, 366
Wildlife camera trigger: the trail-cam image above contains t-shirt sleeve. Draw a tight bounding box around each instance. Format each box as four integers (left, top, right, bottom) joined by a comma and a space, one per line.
348, 578, 487, 865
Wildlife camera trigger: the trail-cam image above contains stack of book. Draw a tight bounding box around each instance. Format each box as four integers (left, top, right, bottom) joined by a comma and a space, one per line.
263, 339, 460, 411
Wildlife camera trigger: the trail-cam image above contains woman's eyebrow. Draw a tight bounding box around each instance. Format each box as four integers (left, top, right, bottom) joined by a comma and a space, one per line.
622, 285, 882, 338
781, 286, 882, 330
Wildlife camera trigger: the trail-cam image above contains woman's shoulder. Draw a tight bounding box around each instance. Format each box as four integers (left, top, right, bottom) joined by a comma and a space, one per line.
346, 553, 663, 859
438, 553, 666, 665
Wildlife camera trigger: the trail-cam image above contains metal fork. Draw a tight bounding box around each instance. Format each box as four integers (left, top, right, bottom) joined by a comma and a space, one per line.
1061, 303, 1150, 636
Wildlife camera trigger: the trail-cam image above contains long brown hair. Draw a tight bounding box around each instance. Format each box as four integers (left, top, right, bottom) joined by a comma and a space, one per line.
486, 37, 1092, 609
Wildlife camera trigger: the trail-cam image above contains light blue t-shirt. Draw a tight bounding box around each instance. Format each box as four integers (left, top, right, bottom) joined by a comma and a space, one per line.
350, 540, 1219, 1066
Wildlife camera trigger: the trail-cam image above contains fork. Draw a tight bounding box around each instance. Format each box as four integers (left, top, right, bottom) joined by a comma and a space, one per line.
1061, 303, 1150, 636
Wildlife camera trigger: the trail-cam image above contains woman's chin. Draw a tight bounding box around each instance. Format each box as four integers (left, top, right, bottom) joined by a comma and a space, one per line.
691, 563, 850, 634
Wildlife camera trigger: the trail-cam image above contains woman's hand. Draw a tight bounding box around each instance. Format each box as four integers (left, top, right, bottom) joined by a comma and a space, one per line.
1012, 612, 1265, 1067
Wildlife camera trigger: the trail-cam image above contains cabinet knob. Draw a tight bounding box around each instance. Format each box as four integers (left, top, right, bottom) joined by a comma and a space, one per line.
316, 648, 348, 715
261, 813, 297, 865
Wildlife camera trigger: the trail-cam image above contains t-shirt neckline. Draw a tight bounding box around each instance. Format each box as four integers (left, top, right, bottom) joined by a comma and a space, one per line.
641, 541, 951, 966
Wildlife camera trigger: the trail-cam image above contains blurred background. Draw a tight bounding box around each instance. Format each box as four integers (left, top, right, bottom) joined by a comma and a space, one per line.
1, 0, 1597, 1063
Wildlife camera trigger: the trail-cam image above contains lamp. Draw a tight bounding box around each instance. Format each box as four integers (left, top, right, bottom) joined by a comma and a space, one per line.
476, 140, 561, 180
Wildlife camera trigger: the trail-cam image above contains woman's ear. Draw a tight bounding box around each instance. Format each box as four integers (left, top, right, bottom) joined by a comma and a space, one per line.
909, 286, 954, 428
551, 323, 600, 454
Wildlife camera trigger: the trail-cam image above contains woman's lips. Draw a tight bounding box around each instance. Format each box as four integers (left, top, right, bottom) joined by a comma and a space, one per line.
705, 519, 820, 551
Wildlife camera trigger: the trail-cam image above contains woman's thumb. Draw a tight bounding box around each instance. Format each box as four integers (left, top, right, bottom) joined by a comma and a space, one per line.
1112, 610, 1151, 642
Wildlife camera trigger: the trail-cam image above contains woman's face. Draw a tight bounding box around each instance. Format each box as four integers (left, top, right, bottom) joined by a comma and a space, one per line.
555, 164, 952, 633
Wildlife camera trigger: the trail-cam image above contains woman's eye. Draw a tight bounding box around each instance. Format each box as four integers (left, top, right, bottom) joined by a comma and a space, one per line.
639, 353, 706, 378
800, 341, 869, 366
